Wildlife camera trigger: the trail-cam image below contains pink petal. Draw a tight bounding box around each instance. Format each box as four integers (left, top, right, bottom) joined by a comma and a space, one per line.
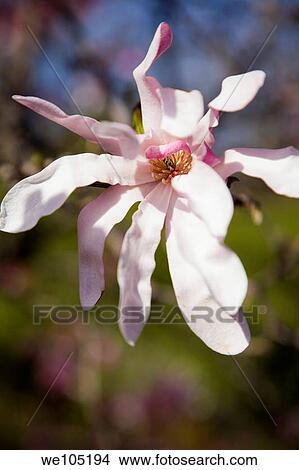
166, 195, 250, 355
90, 121, 140, 158
208, 70, 266, 112
0, 153, 153, 233
171, 160, 234, 238
217, 146, 299, 197
203, 148, 220, 168
133, 22, 172, 132
189, 109, 219, 156
78, 183, 155, 309
12, 95, 140, 157
133, 24, 205, 139
145, 140, 191, 160
117, 182, 172, 345
158, 87, 204, 138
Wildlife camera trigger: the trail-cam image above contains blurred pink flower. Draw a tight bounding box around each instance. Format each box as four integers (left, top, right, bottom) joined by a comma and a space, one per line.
0, 261, 31, 296
1, 23, 299, 354
34, 334, 76, 396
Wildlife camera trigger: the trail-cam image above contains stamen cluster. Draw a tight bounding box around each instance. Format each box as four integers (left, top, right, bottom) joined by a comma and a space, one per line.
149, 150, 192, 184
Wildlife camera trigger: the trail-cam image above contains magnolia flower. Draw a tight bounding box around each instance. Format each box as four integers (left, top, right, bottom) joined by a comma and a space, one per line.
2, 23, 299, 355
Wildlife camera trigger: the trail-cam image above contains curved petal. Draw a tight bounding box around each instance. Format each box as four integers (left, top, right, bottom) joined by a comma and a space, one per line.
189, 109, 219, 157
171, 160, 234, 238
117, 182, 172, 345
90, 121, 140, 158
166, 195, 250, 355
12, 95, 140, 157
169, 197, 247, 311
145, 140, 191, 160
78, 182, 155, 309
133, 22, 173, 132
203, 148, 221, 168
217, 146, 299, 197
158, 87, 204, 138
208, 70, 266, 112
133, 23, 205, 140
0, 153, 153, 233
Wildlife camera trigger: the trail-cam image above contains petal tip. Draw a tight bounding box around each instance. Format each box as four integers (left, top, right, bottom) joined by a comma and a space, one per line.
159, 21, 172, 38
120, 322, 143, 347
0, 217, 6, 232
80, 293, 102, 312
255, 69, 266, 82
154, 21, 173, 58
12, 94, 31, 107
0, 207, 18, 233
12, 94, 23, 102
219, 343, 250, 356
208, 69, 266, 112
212, 323, 251, 356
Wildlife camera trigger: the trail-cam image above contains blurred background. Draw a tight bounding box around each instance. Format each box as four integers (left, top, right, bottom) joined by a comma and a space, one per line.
0, 0, 299, 450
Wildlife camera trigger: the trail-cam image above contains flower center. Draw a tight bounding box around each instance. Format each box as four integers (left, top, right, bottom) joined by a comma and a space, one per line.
149, 150, 192, 184
145, 140, 192, 184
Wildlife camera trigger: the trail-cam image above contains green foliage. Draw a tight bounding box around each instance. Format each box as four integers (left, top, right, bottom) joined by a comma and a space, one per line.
131, 103, 144, 134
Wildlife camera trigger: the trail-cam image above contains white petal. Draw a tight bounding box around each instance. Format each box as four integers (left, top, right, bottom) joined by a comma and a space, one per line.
78, 183, 155, 309
166, 195, 250, 355
158, 87, 204, 138
208, 71, 266, 112
188, 109, 219, 156
13, 95, 140, 157
91, 121, 141, 158
0, 153, 153, 233
217, 146, 299, 197
171, 160, 234, 238
133, 23, 172, 132
117, 182, 172, 345
133, 23, 206, 140
169, 197, 248, 312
